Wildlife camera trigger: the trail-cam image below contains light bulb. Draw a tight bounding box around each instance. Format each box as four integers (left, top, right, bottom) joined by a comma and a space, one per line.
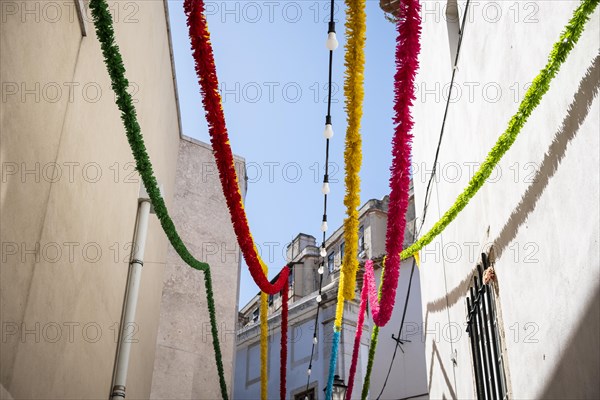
326, 32, 339, 50
318, 265, 324, 275
321, 221, 328, 232
307, 368, 312, 376
322, 182, 330, 194
323, 123, 334, 139
320, 247, 327, 257
316, 294, 322, 303
313, 336, 318, 344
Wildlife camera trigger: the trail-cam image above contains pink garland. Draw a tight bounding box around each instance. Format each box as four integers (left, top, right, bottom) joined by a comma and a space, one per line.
346, 0, 421, 395
345, 273, 368, 399
375, 0, 421, 328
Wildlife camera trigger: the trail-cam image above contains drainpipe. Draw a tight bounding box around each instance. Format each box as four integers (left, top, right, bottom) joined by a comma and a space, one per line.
110, 185, 156, 399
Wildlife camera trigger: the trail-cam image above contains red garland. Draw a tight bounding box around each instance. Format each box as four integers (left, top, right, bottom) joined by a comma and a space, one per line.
375, 0, 421, 327
280, 279, 289, 400
183, 0, 289, 294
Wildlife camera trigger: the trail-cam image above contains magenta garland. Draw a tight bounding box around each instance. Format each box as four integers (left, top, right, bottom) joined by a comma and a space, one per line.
376, 0, 421, 327
345, 272, 368, 399
345, 0, 421, 397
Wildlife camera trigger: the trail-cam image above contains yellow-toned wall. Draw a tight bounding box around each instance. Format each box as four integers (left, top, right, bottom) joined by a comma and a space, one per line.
1, 1, 180, 398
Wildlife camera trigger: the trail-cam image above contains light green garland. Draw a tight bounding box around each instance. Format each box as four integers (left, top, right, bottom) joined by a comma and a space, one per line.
400, 0, 598, 261
88, 0, 228, 398
363, 0, 598, 398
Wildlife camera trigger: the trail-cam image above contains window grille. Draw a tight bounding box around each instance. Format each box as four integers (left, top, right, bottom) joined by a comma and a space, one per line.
466, 253, 508, 400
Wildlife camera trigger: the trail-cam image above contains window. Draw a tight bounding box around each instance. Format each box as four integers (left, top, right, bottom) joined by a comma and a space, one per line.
327, 252, 335, 273
294, 388, 315, 400
268, 294, 274, 306
252, 308, 259, 323
466, 254, 508, 400
340, 242, 345, 261
358, 226, 365, 253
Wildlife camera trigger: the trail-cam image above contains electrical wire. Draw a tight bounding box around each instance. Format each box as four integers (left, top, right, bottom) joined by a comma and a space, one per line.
420, 0, 471, 224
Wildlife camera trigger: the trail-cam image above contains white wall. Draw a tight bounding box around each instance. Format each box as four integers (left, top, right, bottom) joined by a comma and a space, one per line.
413, 1, 599, 398
370, 259, 429, 400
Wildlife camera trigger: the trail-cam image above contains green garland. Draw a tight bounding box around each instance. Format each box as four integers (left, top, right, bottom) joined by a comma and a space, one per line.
400, 0, 599, 261
360, 325, 378, 400
88, 0, 228, 398
362, 0, 598, 397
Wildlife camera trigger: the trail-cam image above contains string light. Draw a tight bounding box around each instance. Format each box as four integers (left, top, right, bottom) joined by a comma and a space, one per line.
326, 32, 339, 51
323, 122, 334, 138
304, 0, 337, 396
321, 220, 328, 232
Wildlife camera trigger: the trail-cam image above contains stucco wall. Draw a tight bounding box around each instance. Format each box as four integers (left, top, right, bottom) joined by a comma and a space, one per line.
370, 259, 429, 400
413, 1, 599, 398
150, 136, 245, 400
1, 1, 181, 398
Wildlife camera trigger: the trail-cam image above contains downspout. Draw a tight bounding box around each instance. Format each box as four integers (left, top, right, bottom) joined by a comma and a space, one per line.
110, 185, 155, 399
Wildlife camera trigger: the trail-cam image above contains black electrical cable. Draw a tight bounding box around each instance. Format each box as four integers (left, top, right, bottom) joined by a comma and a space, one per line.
375, 2, 471, 398
420, 0, 471, 224
375, 257, 416, 400
304, 0, 337, 395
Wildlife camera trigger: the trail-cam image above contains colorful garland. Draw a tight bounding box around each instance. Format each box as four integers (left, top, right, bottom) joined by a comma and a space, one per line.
183, 0, 290, 296
326, 0, 367, 397
280, 281, 289, 400
345, 274, 368, 399
183, 1, 292, 398
88, 0, 229, 398
377, 0, 421, 328
339, 0, 366, 303
260, 292, 268, 399
358, 0, 599, 397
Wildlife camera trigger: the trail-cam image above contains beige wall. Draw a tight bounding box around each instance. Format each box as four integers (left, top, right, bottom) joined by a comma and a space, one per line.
150, 136, 245, 400
1, 1, 181, 398
414, 1, 599, 398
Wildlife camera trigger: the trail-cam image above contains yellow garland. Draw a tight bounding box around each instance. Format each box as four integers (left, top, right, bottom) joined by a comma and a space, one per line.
340, 0, 366, 300
260, 292, 268, 400
336, 0, 367, 328
236, 188, 269, 399
334, 272, 346, 327
259, 244, 268, 400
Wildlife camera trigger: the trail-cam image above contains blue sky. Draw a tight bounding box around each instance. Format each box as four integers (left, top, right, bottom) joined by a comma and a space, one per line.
168, 0, 398, 306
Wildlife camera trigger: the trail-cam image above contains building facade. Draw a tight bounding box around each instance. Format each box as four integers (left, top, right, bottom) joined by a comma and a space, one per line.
1, 2, 243, 398
235, 193, 429, 399
410, 1, 599, 399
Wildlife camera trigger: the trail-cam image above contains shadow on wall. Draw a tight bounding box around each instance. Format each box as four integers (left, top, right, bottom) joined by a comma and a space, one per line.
422, 51, 600, 328
494, 52, 600, 258
539, 284, 600, 399
420, 52, 600, 397
0, 384, 13, 400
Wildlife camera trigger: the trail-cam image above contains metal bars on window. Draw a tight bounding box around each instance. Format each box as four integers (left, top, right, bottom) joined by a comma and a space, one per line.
466, 253, 507, 400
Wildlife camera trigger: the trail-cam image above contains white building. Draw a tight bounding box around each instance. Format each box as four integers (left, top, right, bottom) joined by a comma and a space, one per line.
409, 1, 599, 399
235, 192, 429, 399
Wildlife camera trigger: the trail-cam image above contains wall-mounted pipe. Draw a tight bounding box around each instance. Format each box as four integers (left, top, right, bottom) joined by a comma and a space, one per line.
110, 186, 153, 399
